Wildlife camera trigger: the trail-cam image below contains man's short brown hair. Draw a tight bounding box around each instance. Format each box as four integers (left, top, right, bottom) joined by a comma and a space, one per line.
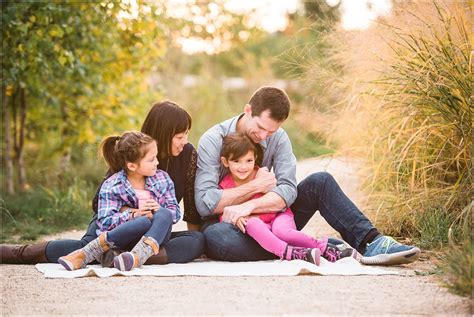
248, 86, 291, 122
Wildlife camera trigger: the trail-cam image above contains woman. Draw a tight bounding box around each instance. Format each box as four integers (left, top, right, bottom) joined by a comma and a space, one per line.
1, 101, 204, 265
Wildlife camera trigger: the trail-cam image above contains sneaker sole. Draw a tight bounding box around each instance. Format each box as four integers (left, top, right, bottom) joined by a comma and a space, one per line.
113, 253, 134, 271
361, 247, 421, 266
58, 258, 74, 271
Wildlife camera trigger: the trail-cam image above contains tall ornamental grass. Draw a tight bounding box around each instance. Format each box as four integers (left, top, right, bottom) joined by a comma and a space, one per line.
343, 2, 472, 296
297, 1, 471, 296
364, 2, 471, 245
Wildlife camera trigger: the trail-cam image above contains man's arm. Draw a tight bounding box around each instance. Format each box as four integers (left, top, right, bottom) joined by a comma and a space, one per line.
195, 129, 268, 217
195, 127, 296, 218
214, 167, 276, 213
221, 191, 286, 223
268, 130, 297, 206
222, 130, 298, 223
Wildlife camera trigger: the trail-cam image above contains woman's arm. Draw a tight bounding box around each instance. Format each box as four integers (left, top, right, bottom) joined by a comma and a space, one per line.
183, 146, 202, 224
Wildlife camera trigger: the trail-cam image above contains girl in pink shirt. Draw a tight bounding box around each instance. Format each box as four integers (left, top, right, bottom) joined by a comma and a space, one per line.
219, 133, 359, 265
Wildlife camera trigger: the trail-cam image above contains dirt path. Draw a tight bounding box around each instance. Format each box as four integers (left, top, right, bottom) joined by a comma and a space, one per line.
1, 157, 471, 315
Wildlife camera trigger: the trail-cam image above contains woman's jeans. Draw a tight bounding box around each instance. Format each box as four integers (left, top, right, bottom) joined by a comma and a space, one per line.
107, 208, 173, 250
203, 172, 376, 261
45, 214, 205, 264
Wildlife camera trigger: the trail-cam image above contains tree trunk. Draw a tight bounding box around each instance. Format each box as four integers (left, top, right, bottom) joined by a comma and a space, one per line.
17, 88, 27, 189
2, 86, 14, 194
59, 103, 71, 174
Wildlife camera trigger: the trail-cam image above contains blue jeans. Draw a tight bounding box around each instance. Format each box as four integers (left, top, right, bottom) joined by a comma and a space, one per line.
203, 172, 376, 261
46, 213, 205, 264
106, 208, 173, 250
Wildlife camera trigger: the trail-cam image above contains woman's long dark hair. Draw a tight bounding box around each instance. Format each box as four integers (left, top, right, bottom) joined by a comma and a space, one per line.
141, 101, 192, 160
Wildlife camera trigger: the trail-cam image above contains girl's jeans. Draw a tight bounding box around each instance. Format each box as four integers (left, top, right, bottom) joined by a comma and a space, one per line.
245, 210, 328, 259
106, 208, 172, 250
203, 172, 376, 261
45, 212, 204, 264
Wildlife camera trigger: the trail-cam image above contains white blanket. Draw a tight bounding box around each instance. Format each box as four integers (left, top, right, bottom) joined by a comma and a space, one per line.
36, 258, 398, 279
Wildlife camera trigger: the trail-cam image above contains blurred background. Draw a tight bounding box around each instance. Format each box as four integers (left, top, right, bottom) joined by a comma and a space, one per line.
1, 0, 471, 296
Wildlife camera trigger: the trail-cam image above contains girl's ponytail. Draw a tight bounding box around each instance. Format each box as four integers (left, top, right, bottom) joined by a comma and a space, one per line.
101, 135, 123, 173
100, 131, 155, 173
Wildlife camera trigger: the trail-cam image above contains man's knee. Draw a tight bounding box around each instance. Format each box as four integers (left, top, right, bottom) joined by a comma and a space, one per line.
203, 222, 247, 261
298, 171, 335, 190
203, 222, 240, 246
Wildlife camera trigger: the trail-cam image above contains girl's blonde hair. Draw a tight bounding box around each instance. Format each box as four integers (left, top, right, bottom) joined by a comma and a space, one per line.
101, 131, 155, 173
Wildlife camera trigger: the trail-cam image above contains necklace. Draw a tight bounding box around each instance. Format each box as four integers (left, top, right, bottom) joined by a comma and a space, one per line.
165, 157, 170, 172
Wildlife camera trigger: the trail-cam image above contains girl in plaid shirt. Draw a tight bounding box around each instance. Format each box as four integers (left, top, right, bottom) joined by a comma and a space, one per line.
59, 131, 180, 272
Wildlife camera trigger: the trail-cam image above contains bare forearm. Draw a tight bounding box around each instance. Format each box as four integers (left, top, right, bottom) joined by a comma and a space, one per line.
213, 180, 261, 214
243, 192, 287, 214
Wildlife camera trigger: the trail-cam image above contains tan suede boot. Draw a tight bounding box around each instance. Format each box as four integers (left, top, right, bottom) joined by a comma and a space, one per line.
113, 236, 159, 271
58, 233, 110, 271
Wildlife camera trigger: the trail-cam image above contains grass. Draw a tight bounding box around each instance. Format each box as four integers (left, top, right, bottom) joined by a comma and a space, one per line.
295, 1, 472, 296
439, 238, 473, 296
369, 2, 471, 296
1, 177, 94, 243
367, 2, 472, 296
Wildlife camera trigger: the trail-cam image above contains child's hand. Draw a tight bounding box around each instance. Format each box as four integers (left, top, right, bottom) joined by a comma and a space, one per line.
131, 208, 153, 220
236, 216, 248, 233
141, 199, 160, 213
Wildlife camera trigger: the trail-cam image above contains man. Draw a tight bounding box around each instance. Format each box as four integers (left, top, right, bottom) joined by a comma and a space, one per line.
195, 86, 420, 265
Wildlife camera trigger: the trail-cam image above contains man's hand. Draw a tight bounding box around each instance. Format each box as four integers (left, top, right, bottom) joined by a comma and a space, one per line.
254, 167, 276, 193
222, 203, 253, 224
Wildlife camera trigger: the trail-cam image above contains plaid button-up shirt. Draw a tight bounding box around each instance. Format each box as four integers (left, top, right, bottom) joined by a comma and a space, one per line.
96, 169, 181, 234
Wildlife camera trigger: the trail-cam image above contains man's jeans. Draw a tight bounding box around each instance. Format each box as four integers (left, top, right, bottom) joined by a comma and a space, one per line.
203, 172, 375, 261
46, 211, 205, 264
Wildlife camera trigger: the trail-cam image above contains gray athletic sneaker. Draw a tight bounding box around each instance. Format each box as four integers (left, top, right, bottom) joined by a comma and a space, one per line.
361, 235, 420, 265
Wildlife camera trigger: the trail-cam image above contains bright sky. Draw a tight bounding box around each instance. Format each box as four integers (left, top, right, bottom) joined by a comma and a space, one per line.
226, 0, 393, 31
336, 0, 392, 30
167, 0, 392, 54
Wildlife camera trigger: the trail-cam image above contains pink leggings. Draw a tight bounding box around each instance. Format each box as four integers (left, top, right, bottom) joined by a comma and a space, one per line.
245, 211, 328, 260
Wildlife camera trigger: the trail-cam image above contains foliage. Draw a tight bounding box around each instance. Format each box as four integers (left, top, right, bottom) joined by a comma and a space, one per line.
364, 2, 472, 242
1, 1, 338, 242
439, 238, 473, 296
1, 177, 94, 242
304, 1, 472, 296
1, 2, 169, 188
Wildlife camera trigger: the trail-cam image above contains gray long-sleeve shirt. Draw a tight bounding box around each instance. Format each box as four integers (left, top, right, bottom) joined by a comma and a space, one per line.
195, 114, 297, 217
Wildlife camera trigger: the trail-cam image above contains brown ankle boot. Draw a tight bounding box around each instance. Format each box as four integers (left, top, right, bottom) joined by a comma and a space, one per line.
145, 247, 168, 265
0, 242, 49, 264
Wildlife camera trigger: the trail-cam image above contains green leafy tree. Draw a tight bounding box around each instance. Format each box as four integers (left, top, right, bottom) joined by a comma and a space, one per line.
2, 2, 169, 192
